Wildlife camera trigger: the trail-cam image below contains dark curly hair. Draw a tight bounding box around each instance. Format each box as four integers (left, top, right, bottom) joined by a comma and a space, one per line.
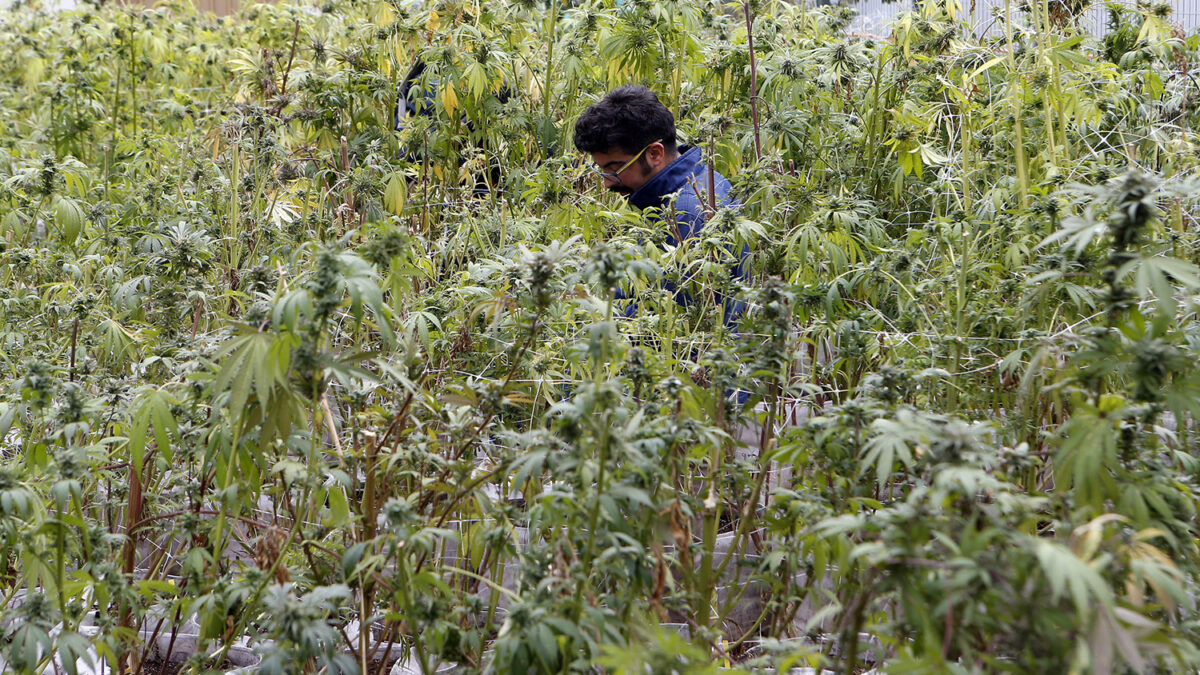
573, 86, 678, 155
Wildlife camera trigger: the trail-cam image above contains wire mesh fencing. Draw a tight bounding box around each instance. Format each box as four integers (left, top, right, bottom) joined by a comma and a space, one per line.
843, 0, 1200, 38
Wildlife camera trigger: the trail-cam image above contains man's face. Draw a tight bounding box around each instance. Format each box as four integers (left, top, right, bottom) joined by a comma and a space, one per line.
590, 143, 661, 197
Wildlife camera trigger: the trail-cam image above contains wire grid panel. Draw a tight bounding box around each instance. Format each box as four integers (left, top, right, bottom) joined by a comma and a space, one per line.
846, 0, 1200, 38
6, 0, 254, 13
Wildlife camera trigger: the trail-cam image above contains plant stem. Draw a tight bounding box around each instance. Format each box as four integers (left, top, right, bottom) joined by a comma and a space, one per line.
69, 317, 78, 382
1005, 0, 1029, 207
744, 1, 762, 162
541, 0, 557, 158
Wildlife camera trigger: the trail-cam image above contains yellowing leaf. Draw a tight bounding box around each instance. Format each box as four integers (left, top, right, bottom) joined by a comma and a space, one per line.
374, 2, 395, 26
23, 55, 45, 91
441, 84, 459, 115
384, 172, 407, 215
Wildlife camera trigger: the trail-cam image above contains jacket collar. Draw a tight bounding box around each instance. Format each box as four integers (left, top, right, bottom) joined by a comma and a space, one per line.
628, 145, 700, 210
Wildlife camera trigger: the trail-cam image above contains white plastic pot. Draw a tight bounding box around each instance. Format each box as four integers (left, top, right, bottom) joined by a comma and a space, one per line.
389, 657, 462, 674
139, 630, 262, 674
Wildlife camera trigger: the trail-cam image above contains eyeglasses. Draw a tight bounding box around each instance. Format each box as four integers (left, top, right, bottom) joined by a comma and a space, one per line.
590, 140, 661, 184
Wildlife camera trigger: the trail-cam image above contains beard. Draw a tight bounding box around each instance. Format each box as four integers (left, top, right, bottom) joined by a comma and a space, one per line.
609, 186, 634, 196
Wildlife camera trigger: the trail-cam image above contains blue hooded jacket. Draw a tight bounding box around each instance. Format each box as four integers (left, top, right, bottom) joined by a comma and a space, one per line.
624, 146, 748, 325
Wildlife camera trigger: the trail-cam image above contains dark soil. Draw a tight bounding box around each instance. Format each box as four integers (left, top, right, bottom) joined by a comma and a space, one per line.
141, 659, 185, 675
141, 656, 245, 674
367, 658, 399, 675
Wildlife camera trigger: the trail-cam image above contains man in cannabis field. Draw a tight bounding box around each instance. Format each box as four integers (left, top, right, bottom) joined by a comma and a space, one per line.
575, 87, 767, 490
573, 85, 746, 324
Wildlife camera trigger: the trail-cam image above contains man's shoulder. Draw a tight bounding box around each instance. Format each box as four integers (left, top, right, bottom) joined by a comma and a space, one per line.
630, 146, 736, 217
674, 165, 734, 212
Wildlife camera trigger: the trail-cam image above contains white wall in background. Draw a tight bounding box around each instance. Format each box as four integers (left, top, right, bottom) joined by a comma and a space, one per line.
0, 0, 79, 10
2, 0, 1197, 35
